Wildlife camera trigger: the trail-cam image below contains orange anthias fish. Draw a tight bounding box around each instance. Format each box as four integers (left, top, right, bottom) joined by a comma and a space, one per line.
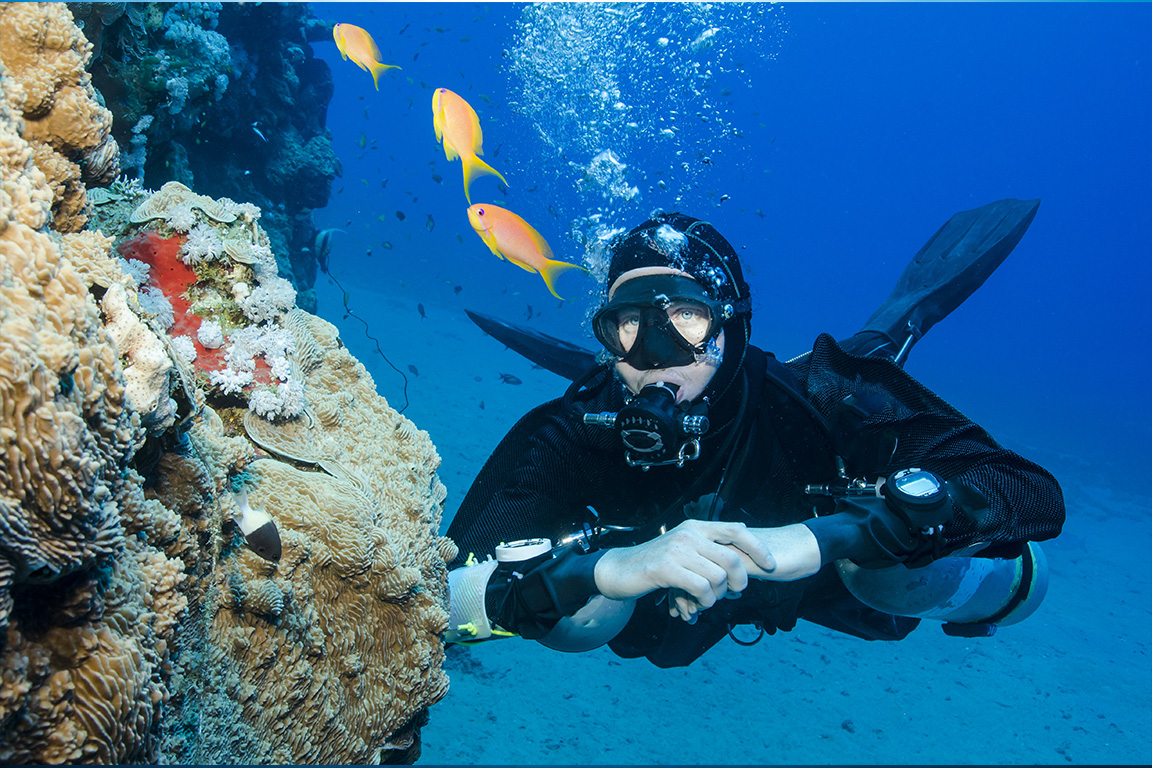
433, 88, 507, 204
467, 204, 586, 300
333, 23, 400, 90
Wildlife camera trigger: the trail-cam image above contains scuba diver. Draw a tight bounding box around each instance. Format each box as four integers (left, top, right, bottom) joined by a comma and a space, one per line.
445, 208, 1065, 668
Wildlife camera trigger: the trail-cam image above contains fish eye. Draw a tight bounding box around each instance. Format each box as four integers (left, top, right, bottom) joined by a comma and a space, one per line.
477, 208, 485, 215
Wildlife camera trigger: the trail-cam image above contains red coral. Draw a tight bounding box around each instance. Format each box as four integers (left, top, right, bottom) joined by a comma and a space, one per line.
117, 231, 272, 385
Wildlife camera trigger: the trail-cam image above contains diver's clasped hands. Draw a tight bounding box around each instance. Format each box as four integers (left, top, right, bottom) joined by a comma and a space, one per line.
593, 520, 771, 623
592, 520, 822, 623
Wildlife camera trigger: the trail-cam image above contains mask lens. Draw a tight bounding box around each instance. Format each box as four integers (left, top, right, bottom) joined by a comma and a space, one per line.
614, 308, 642, 354
666, 301, 712, 346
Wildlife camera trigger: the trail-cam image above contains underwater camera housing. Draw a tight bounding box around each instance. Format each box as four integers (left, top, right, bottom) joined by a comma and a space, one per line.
583, 382, 710, 469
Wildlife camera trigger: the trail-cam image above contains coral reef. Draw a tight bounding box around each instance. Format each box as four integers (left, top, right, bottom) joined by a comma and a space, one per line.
0, 2, 120, 232
161, 309, 455, 764
0, 9, 454, 763
79, 2, 341, 311
0, 132, 175, 764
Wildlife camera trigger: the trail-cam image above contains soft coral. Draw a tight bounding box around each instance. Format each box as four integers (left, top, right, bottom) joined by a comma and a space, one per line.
118, 231, 272, 384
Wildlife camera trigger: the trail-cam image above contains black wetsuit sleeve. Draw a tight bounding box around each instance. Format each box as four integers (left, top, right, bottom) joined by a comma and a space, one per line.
447, 403, 613, 636
485, 548, 608, 639
798, 334, 1065, 564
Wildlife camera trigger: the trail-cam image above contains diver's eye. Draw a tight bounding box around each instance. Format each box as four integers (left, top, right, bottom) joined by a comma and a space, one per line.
618, 312, 640, 329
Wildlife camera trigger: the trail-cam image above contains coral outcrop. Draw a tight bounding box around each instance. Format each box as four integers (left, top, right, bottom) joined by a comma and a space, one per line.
163, 309, 455, 764
0, 7, 454, 763
81, 2, 341, 311
0, 2, 120, 232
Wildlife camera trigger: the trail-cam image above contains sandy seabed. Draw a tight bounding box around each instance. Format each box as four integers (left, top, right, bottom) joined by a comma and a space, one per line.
314, 278, 1152, 766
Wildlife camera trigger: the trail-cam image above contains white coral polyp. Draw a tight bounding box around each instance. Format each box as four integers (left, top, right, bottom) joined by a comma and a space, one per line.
165, 203, 198, 232
209, 367, 253, 395
239, 276, 297, 324
170, 334, 197, 365
197, 320, 224, 349
268, 355, 291, 381
180, 222, 222, 264
248, 379, 305, 420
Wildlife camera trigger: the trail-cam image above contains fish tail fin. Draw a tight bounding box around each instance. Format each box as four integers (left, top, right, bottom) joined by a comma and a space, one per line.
462, 154, 508, 203
539, 259, 588, 301
370, 62, 400, 90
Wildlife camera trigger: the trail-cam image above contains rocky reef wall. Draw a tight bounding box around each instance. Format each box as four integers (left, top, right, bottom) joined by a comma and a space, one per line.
0, 4, 453, 763
69, 1, 340, 312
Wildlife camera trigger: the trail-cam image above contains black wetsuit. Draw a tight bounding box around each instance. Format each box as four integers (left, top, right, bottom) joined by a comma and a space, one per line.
447, 334, 1065, 667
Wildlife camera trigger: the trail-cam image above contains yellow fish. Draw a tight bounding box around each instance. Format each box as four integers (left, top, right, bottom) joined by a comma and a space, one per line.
467, 204, 585, 300
333, 23, 400, 90
433, 88, 507, 204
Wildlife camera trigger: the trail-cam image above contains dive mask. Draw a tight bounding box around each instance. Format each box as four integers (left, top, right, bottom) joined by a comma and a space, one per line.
592, 274, 734, 370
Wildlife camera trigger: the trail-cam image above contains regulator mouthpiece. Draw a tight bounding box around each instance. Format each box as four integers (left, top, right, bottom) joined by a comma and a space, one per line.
583, 382, 709, 469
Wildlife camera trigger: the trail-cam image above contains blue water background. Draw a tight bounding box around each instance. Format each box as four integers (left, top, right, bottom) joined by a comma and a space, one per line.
298, 3, 1150, 763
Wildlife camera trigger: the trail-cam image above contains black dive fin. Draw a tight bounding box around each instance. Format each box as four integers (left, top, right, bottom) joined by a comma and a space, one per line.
464, 309, 598, 381
466, 198, 1041, 379
838, 198, 1041, 364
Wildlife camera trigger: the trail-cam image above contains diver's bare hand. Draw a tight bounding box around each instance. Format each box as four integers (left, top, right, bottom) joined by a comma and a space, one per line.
726, 524, 822, 582
593, 520, 776, 617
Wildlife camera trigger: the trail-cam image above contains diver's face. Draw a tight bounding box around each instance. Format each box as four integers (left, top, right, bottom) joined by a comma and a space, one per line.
608, 267, 724, 403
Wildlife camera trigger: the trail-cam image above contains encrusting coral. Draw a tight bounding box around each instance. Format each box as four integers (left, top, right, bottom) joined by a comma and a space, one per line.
0, 2, 120, 232
0, 6, 456, 763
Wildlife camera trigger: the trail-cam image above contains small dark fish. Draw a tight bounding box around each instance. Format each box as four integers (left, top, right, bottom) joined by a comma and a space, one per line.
418, 303, 426, 319
381, 178, 389, 188
426, 214, 435, 232
357, 132, 368, 149
499, 373, 522, 385
474, 376, 483, 382
399, 22, 410, 35
478, 401, 485, 410
456, 234, 464, 244
396, 211, 406, 221
453, 285, 462, 295
381, 241, 393, 250
431, 174, 443, 184
525, 304, 533, 321
408, 364, 419, 376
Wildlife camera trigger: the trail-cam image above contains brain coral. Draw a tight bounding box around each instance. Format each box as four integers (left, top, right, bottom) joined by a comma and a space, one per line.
156, 307, 455, 764
0, 191, 185, 764
0, 2, 120, 232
